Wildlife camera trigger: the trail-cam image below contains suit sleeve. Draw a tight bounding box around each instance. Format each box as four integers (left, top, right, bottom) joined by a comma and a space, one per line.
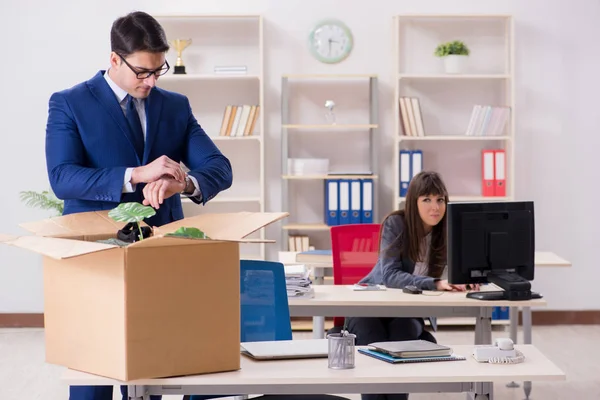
45, 92, 127, 202
379, 215, 437, 290
181, 98, 233, 205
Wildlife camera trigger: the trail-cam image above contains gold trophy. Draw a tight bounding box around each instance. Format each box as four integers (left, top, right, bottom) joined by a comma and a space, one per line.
170, 39, 192, 74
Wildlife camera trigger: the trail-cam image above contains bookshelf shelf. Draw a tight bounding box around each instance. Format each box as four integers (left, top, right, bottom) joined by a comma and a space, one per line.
398, 195, 511, 204
283, 124, 378, 130
283, 223, 330, 231
281, 74, 379, 254
398, 74, 510, 80
160, 74, 260, 81
211, 135, 261, 142
282, 174, 378, 180
392, 14, 515, 207
399, 135, 511, 142
155, 14, 266, 260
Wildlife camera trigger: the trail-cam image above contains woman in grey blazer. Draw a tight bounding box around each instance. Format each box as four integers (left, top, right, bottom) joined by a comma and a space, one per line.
346, 171, 475, 400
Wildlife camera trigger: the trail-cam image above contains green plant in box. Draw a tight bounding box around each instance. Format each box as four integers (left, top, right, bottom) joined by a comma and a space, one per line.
108, 202, 156, 241
166, 227, 210, 239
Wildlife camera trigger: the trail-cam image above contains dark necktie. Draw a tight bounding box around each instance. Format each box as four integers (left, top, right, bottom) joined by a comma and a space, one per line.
125, 95, 144, 160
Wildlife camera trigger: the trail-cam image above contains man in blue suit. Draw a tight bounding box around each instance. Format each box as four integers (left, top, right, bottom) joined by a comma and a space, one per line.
45, 10, 233, 400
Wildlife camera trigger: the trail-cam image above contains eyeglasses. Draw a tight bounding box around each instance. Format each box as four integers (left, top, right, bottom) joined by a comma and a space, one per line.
117, 54, 170, 79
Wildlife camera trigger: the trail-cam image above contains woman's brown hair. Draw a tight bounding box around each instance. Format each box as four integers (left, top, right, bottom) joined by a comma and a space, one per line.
379, 170, 449, 278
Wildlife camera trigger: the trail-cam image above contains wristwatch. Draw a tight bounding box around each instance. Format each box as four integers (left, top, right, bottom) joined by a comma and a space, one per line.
181, 174, 193, 195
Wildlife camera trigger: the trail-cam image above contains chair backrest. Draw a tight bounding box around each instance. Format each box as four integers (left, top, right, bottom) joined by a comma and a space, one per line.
240, 259, 293, 342
330, 224, 381, 285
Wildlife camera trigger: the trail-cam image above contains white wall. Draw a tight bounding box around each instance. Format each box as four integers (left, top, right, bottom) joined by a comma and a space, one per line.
0, 0, 598, 312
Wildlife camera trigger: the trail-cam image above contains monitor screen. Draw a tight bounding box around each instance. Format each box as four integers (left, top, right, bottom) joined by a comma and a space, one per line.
447, 201, 538, 301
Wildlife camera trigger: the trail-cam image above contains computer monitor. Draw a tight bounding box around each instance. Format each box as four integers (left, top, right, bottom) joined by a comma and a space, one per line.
447, 201, 540, 301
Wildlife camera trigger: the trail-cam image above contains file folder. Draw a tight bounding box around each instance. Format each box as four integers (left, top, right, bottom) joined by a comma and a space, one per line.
339, 179, 351, 225
494, 149, 506, 196
481, 150, 495, 197
399, 150, 411, 197
324, 179, 339, 226
411, 150, 423, 179
350, 180, 362, 224
361, 179, 373, 223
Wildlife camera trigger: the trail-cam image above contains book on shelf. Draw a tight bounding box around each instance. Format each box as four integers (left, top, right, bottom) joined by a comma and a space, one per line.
219, 104, 259, 137
288, 235, 310, 252
399, 96, 425, 137
466, 105, 510, 136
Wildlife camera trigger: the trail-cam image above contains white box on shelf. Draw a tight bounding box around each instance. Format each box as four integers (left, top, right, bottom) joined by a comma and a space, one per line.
288, 158, 329, 176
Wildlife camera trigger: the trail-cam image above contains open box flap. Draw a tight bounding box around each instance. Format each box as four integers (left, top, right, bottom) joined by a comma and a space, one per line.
0, 234, 119, 259
18, 210, 147, 240
157, 211, 289, 241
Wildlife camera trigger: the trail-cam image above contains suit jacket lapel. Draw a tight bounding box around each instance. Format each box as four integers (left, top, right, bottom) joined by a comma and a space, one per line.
143, 88, 163, 164
86, 71, 141, 164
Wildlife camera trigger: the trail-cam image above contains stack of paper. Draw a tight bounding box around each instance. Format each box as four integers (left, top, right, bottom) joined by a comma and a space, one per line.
283, 264, 314, 298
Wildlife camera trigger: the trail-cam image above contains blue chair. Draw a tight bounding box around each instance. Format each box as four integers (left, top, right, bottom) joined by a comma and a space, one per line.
188, 260, 348, 400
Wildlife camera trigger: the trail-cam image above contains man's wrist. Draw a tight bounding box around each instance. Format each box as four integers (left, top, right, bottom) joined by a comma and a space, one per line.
182, 174, 194, 195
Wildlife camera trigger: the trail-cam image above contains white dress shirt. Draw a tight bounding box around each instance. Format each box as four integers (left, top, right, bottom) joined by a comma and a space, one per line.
103, 70, 201, 198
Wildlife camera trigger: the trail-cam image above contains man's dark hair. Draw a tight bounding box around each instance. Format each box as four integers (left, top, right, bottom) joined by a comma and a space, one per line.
110, 11, 169, 56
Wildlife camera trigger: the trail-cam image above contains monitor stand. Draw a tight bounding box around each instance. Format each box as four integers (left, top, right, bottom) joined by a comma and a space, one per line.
466, 271, 542, 301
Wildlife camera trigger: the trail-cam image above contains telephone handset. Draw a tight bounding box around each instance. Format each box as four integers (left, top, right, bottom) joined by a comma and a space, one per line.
473, 338, 525, 364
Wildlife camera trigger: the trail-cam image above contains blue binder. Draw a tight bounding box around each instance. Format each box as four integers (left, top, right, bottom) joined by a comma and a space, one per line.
324, 179, 339, 226
338, 179, 351, 225
350, 180, 362, 224
360, 179, 373, 223
399, 150, 411, 197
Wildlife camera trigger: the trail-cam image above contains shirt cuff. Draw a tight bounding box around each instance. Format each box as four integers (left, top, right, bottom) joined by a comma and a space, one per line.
186, 175, 203, 200
123, 168, 136, 193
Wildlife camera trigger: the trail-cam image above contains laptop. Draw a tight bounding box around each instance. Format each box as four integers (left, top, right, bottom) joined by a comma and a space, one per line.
240, 339, 329, 360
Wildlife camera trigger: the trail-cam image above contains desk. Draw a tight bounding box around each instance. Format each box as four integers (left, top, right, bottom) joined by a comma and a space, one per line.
62, 345, 564, 400
295, 251, 570, 399
288, 285, 547, 347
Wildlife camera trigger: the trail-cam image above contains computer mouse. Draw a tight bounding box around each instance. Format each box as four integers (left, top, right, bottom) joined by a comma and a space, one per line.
402, 285, 422, 294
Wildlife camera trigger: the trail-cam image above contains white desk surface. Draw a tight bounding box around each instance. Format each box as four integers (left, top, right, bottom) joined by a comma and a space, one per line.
62, 345, 564, 394
288, 285, 548, 309
298, 251, 572, 268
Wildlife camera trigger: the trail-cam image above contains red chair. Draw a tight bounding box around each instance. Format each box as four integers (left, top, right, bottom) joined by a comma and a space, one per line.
330, 224, 381, 327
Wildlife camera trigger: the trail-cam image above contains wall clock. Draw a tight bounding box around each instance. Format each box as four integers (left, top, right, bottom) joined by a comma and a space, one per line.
308, 19, 353, 64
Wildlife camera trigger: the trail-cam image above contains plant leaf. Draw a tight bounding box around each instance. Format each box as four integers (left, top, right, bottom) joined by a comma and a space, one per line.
19, 190, 64, 215
166, 227, 210, 239
108, 202, 156, 223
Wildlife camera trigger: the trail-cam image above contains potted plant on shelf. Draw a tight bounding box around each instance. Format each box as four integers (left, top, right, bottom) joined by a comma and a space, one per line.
434, 40, 470, 74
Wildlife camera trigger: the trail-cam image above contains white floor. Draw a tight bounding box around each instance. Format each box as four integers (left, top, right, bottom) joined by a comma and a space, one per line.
1, 325, 599, 400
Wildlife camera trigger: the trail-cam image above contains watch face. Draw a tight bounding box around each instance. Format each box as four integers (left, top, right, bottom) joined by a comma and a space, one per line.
309, 20, 353, 64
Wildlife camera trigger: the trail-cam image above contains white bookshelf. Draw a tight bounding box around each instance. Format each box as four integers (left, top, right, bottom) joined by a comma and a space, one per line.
392, 14, 515, 208
154, 14, 266, 260
280, 74, 379, 252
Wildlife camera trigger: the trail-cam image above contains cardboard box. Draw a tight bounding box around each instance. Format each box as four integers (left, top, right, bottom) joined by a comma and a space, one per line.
0, 210, 288, 381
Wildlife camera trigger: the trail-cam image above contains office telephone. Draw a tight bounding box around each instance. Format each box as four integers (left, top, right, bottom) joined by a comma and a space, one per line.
473, 338, 525, 364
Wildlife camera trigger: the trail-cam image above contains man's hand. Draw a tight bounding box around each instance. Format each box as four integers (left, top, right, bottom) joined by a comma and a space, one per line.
131, 156, 186, 185
142, 176, 185, 209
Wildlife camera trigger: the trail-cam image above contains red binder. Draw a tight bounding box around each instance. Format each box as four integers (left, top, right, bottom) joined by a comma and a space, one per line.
494, 149, 506, 196
481, 150, 495, 196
